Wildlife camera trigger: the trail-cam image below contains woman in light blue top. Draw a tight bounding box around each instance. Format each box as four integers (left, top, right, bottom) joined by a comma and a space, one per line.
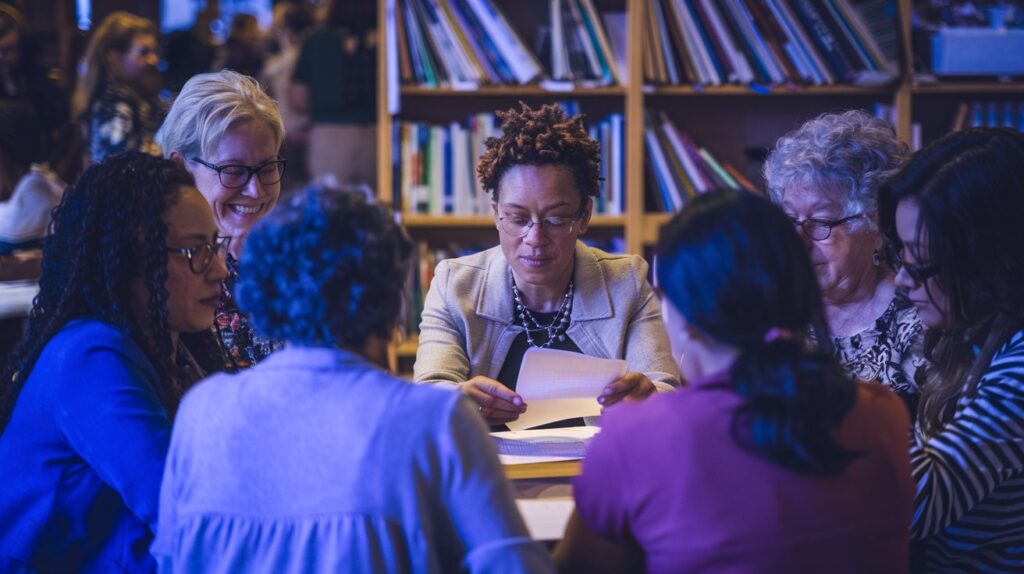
153, 186, 553, 573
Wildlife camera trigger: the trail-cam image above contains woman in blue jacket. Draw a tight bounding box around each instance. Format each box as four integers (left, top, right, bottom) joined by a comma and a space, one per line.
0, 152, 228, 572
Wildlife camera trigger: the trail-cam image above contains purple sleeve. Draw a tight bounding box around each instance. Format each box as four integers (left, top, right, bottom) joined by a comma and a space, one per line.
573, 414, 633, 541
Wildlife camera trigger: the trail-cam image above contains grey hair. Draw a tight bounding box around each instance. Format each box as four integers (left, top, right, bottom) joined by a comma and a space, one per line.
156, 70, 284, 161
763, 110, 909, 232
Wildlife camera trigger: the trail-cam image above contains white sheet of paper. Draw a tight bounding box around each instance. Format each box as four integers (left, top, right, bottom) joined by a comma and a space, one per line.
506, 348, 626, 431
516, 498, 575, 541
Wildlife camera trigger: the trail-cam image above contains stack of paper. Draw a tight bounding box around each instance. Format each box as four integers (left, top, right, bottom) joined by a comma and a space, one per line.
492, 426, 600, 464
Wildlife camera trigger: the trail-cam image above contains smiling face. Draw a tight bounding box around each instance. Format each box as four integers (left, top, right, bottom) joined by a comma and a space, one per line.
161, 186, 230, 334
893, 199, 950, 330
492, 164, 591, 292
781, 186, 878, 302
183, 119, 281, 249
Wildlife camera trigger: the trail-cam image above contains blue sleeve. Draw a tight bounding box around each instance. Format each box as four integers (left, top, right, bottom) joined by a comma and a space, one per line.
55, 339, 171, 533
438, 395, 555, 574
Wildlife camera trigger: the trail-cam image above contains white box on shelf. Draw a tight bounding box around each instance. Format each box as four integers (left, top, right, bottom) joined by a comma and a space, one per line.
932, 27, 1024, 75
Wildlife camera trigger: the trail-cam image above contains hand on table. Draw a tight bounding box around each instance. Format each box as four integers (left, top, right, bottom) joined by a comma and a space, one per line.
462, 376, 527, 426
599, 371, 656, 408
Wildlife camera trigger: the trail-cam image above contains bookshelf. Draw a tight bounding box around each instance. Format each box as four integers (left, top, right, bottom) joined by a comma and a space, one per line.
377, 0, 1022, 345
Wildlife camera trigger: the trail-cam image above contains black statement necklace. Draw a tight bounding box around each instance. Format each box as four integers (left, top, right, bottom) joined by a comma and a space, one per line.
511, 275, 574, 348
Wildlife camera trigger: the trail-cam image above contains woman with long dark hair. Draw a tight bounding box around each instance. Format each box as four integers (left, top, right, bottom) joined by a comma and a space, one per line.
879, 128, 1024, 573
0, 153, 227, 572
73, 11, 162, 165
556, 190, 913, 573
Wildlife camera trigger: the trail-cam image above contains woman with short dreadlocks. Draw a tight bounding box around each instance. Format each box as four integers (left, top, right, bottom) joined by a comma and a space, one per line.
0, 153, 228, 572
414, 103, 680, 429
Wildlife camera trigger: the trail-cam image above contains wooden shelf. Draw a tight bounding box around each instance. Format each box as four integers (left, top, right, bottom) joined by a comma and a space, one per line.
400, 214, 627, 228
400, 85, 627, 97
911, 82, 1024, 95
642, 213, 674, 244
649, 84, 898, 97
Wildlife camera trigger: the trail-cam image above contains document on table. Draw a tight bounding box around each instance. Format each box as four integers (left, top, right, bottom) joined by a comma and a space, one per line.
492, 426, 600, 464
505, 348, 627, 431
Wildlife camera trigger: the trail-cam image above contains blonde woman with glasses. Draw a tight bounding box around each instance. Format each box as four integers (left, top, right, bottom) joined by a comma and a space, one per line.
414, 103, 679, 429
157, 70, 286, 370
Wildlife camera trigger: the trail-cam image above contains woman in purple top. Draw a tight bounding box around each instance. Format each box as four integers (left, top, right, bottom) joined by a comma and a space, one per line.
556, 190, 914, 574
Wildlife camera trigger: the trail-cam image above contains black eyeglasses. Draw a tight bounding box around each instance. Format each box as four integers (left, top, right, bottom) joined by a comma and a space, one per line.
886, 245, 940, 284
789, 213, 864, 241
167, 236, 232, 274
191, 157, 287, 189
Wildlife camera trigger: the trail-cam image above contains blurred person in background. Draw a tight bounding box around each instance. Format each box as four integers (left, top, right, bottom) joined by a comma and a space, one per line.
73, 11, 163, 165
0, 101, 63, 282
218, 12, 264, 79
261, 1, 316, 187
162, 2, 218, 95
291, 0, 376, 187
0, 4, 68, 156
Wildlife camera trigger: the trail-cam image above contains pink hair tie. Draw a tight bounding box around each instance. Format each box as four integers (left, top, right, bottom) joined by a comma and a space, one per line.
763, 327, 795, 344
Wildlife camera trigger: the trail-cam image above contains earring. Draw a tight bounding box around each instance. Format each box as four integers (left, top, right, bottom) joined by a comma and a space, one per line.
872, 249, 881, 267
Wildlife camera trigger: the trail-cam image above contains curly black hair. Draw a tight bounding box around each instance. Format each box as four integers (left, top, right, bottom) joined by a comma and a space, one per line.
476, 102, 600, 207
0, 152, 224, 431
235, 186, 413, 348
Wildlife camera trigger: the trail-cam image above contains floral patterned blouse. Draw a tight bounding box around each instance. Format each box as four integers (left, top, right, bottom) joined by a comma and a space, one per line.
214, 254, 283, 370
833, 292, 925, 418
87, 84, 163, 164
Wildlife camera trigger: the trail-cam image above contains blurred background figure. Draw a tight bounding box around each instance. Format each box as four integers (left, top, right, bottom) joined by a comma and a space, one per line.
0, 100, 63, 283
0, 101, 62, 256
291, 0, 376, 187
162, 2, 218, 95
73, 11, 163, 165
217, 12, 264, 79
261, 0, 315, 188
0, 4, 68, 160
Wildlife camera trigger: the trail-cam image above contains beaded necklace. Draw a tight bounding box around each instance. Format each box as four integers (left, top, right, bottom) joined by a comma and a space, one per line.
511, 276, 575, 348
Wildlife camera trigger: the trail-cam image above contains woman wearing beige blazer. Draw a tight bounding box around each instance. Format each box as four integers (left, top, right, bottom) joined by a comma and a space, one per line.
414, 103, 680, 428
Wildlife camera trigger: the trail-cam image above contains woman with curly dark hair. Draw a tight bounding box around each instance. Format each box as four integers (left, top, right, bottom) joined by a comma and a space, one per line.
0, 152, 228, 572
414, 102, 679, 429
153, 186, 554, 573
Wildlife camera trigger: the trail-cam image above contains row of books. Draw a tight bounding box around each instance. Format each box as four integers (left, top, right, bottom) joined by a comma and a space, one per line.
541, 0, 622, 85
951, 101, 1024, 133
642, 0, 899, 87
393, 107, 626, 216
395, 0, 544, 87
644, 110, 757, 213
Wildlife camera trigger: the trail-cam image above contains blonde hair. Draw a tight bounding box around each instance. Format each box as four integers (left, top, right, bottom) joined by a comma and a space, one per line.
156, 70, 285, 161
72, 11, 156, 121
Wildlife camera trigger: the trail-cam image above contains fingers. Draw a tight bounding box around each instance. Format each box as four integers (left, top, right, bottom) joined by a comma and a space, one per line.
463, 377, 526, 425
600, 372, 656, 407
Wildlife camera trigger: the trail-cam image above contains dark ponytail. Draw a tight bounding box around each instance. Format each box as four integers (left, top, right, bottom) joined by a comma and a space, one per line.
657, 190, 860, 476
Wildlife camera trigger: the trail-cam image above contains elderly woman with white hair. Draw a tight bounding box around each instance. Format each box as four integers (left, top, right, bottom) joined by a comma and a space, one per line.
156, 70, 286, 369
764, 110, 924, 416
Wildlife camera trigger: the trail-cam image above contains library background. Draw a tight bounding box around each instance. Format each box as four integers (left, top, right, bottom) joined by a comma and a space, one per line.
0, 0, 1022, 368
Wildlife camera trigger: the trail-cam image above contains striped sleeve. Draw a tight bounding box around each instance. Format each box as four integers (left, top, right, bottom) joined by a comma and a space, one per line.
910, 331, 1024, 539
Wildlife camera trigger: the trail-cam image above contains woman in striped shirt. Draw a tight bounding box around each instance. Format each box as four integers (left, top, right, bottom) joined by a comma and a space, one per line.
880, 128, 1024, 573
